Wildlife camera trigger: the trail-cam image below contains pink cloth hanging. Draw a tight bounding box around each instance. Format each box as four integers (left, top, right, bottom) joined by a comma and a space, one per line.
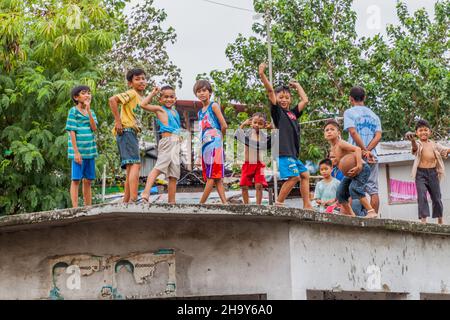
389, 179, 430, 202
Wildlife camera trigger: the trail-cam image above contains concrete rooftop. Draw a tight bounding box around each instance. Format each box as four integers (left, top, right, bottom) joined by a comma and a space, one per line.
0, 203, 449, 236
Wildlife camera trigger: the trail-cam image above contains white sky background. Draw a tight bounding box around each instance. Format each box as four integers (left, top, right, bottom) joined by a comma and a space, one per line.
128, 0, 438, 99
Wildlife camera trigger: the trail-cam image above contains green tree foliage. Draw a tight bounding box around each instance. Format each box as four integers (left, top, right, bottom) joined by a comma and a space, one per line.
102, 0, 181, 90
208, 0, 449, 161
367, 1, 449, 140
0, 0, 180, 215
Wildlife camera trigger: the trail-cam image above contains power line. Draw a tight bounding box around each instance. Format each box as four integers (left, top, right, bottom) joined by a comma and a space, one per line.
199, 0, 254, 13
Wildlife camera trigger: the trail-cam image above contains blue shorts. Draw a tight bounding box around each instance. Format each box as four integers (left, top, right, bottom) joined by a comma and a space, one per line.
71, 159, 96, 181
116, 129, 141, 169
336, 163, 371, 203
278, 157, 308, 180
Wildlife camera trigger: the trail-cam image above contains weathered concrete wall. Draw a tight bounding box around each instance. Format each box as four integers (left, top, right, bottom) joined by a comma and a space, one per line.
378, 159, 450, 222
0, 204, 449, 300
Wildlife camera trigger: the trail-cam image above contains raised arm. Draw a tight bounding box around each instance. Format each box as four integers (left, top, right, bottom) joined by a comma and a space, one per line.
140, 87, 163, 113
258, 63, 276, 105
289, 81, 309, 113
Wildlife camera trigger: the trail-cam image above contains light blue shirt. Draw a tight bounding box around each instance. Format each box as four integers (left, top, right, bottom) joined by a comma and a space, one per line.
314, 178, 340, 202
343, 106, 382, 157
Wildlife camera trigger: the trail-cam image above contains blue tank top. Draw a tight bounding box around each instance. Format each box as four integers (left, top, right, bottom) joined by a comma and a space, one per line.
157, 106, 181, 134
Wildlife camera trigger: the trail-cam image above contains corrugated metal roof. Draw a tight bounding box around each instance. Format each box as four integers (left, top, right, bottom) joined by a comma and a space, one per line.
377, 140, 450, 164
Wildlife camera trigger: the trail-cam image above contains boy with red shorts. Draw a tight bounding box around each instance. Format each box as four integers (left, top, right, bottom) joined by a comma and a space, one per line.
235, 113, 272, 205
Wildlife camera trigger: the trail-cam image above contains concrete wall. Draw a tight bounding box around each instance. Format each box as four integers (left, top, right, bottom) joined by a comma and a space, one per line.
1, 204, 450, 300
379, 159, 450, 222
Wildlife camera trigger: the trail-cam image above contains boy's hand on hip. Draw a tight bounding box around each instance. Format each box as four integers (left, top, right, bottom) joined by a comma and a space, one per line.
115, 121, 123, 135
75, 152, 82, 165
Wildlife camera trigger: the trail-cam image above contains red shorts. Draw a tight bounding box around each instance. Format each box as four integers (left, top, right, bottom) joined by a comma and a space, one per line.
240, 162, 268, 188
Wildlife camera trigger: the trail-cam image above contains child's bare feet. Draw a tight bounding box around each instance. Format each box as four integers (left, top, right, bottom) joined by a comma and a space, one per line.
365, 209, 378, 219
438, 218, 444, 225
420, 218, 427, 224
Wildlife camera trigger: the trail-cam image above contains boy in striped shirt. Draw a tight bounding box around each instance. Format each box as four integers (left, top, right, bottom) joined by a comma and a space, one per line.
65, 85, 98, 208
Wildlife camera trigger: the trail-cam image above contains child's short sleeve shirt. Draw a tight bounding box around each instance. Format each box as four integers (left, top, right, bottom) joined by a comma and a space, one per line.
314, 178, 340, 201
112, 89, 143, 135
270, 103, 303, 158
65, 107, 98, 159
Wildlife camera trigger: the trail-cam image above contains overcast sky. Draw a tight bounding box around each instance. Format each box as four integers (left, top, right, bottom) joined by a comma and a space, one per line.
130, 0, 437, 99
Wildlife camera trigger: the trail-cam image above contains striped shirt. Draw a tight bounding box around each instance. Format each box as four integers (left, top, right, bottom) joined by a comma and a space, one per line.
65, 106, 98, 159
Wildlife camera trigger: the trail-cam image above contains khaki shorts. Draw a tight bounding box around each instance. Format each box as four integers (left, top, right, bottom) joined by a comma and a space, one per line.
154, 136, 181, 179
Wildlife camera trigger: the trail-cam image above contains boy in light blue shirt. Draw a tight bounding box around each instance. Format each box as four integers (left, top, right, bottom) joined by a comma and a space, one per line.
314, 159, 340, 213
344, 86, 382, 215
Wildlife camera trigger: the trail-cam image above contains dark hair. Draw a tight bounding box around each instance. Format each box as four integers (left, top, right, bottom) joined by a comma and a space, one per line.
160, 85, 175, 93
126, 68, 146, 82
415, 119, 431, 131
319, 158, 333, 167
71, 85, 90, 104
252, 112, 266, 121
350, 86, 366, 102
324, 119, 340, 130
274, 85, 291, 95
193, 80, 212, 94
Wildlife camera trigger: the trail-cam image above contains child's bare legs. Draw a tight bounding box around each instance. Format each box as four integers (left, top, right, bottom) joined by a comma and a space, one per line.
215, 179, 227, 204
300, 171, 313, 210
141, 168, 162, 200
70, 180, 80, 208
82, 179, 92, 206
438, 217, 444, 225
168, 177, 177, 204
200, 179, 215, 204
277, 177, 300, 205
128, 164, 140, 202
123, 164, 140, 203
371, 194, 380, 213
242, 187, 250, 204
360, 197, 377, 218
340, 202, 356, 217
123, 166, 131, 203
255, 184, 263, 205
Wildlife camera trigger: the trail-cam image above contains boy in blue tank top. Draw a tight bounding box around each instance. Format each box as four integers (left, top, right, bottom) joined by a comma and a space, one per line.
140, 85, 182, 204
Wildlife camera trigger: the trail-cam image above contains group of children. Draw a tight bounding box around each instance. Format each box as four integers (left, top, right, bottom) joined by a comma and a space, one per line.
66, 66, 449, 224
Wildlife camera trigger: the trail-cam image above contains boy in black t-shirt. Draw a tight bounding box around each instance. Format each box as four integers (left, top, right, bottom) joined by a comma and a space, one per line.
258, 63, 313, 209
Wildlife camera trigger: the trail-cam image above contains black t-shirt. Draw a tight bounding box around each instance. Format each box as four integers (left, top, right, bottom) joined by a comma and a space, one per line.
270, 103, 303, 158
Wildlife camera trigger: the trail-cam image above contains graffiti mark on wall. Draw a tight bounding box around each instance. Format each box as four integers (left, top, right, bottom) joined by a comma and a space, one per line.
48, 249, 176, 300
